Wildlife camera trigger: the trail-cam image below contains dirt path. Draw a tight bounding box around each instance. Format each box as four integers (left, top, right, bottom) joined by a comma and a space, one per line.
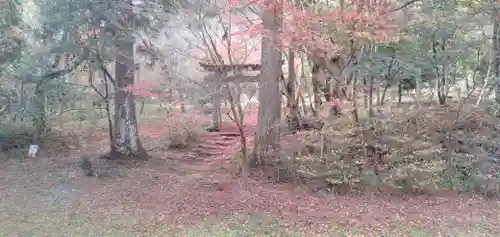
1, 108, 500, 236
191, 122, 256, 167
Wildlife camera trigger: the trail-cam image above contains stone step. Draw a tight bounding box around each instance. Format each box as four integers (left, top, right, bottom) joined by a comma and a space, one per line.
217, 136, 236, 141
202, 140, 234, 147
212, 141, 232, 146
196, 144, 223, 150
215, 132, 241, 137
192, 149, 219, 157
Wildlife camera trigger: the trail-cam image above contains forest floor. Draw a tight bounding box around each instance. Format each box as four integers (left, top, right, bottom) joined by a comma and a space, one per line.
1, 106, 500, 236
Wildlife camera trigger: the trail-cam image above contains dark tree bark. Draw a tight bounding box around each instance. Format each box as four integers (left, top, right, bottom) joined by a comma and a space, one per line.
493, 5, 500, 116
368, 76, 374, 121
311, 63, 323, 117
110, 0, 147, 159
351, 72, 359, 124
211, 75, 222, 131
432, 36, 446, 106
253, 0, 283, 165
398, 79, 403, 106
286, 48, 301, 129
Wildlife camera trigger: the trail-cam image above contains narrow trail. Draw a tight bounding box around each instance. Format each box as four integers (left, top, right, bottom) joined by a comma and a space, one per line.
189, 107, 259, 168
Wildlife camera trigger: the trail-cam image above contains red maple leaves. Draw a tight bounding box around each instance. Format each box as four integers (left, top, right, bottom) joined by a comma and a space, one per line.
226, 0, 400, 56
126, 80, 154, 97
326, 98, 342, 109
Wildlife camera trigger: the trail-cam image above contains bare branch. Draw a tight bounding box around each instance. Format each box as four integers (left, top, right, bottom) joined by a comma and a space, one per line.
199, 62, 261, 71
0, 102, 9, 115
390, 0, 421, 12
95, 52, 116, 85
87, 62, 106, 99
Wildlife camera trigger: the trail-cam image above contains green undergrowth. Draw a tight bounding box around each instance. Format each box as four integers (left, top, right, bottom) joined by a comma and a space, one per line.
280, 104, 500, 197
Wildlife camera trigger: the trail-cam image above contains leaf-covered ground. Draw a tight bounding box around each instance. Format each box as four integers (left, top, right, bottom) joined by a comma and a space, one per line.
1, 107, 500, 236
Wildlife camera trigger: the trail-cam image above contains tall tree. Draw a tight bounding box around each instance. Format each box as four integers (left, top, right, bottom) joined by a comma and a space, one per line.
253, 0, 283, 164
111, 0, 148, 158
227, 0, 398, 164
493, 2, 500, 115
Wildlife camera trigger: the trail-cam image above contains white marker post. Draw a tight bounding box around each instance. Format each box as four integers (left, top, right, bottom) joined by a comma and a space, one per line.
28, 144, 38, 157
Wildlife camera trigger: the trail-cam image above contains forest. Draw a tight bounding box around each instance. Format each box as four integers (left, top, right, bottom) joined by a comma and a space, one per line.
1, 0, 500, 236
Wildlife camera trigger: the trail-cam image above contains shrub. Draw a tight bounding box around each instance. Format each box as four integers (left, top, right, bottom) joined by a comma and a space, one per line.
281, 104, 500, 196
0, 120, 35, 152
0, 116, 82, 156
157, 113, 206, 149
77, 156, 94, 176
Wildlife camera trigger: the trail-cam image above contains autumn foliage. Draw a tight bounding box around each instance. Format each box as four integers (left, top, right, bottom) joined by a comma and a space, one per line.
227, 0, 400, 57
127, 80, 154, 97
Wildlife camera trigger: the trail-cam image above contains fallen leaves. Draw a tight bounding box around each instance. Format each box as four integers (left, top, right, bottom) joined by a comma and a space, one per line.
2, 107, 500, 236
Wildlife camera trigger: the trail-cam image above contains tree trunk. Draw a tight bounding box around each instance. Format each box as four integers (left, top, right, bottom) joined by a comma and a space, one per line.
368, 76, 374, 122
178, 89, 187, 113
180, 100, 186, 113
305, 78, 315, 114
376, 83, 381, 105
311, 63, 323, 117
477, 54, 493, 105
15, 82, 25, 122
438, 75, 446, 106
432, 37, 447, 106
435, 76, 446, 105
226, 83, 249, 188
380, 49, 395, 106
33, 89, 47, 145
239, 128, 249, 188
324, 77, 331, 102
139, 97, 145, 115
416, 74, 421, 109
363, 76, 368, 108
299, 92, 308, 116
468, 47, 481, 97
104, 78, 114, 153
493, 6, 500, 116
111, 2, 147, 159
330, 78, 340, 115
212, 78, 222, 131
286, 48, 300, 128
351, 72, 359, 124
465, 75, 469, 95
435, 76, 440, 104
233, 83, 242, 116
443, 63, 450, 101
253, 0, 283, 165
380, 84, 389, 106
397, 80, 403, 106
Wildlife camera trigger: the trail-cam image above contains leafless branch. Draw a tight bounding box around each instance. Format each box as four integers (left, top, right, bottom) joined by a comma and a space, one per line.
0, 102, 9, 115
95, 52, 116, 85
390, 0, 421, 12
87, 62, 106, 99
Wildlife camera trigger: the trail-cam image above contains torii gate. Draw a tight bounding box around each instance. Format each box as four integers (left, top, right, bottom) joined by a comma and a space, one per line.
199, 62, 261, 131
